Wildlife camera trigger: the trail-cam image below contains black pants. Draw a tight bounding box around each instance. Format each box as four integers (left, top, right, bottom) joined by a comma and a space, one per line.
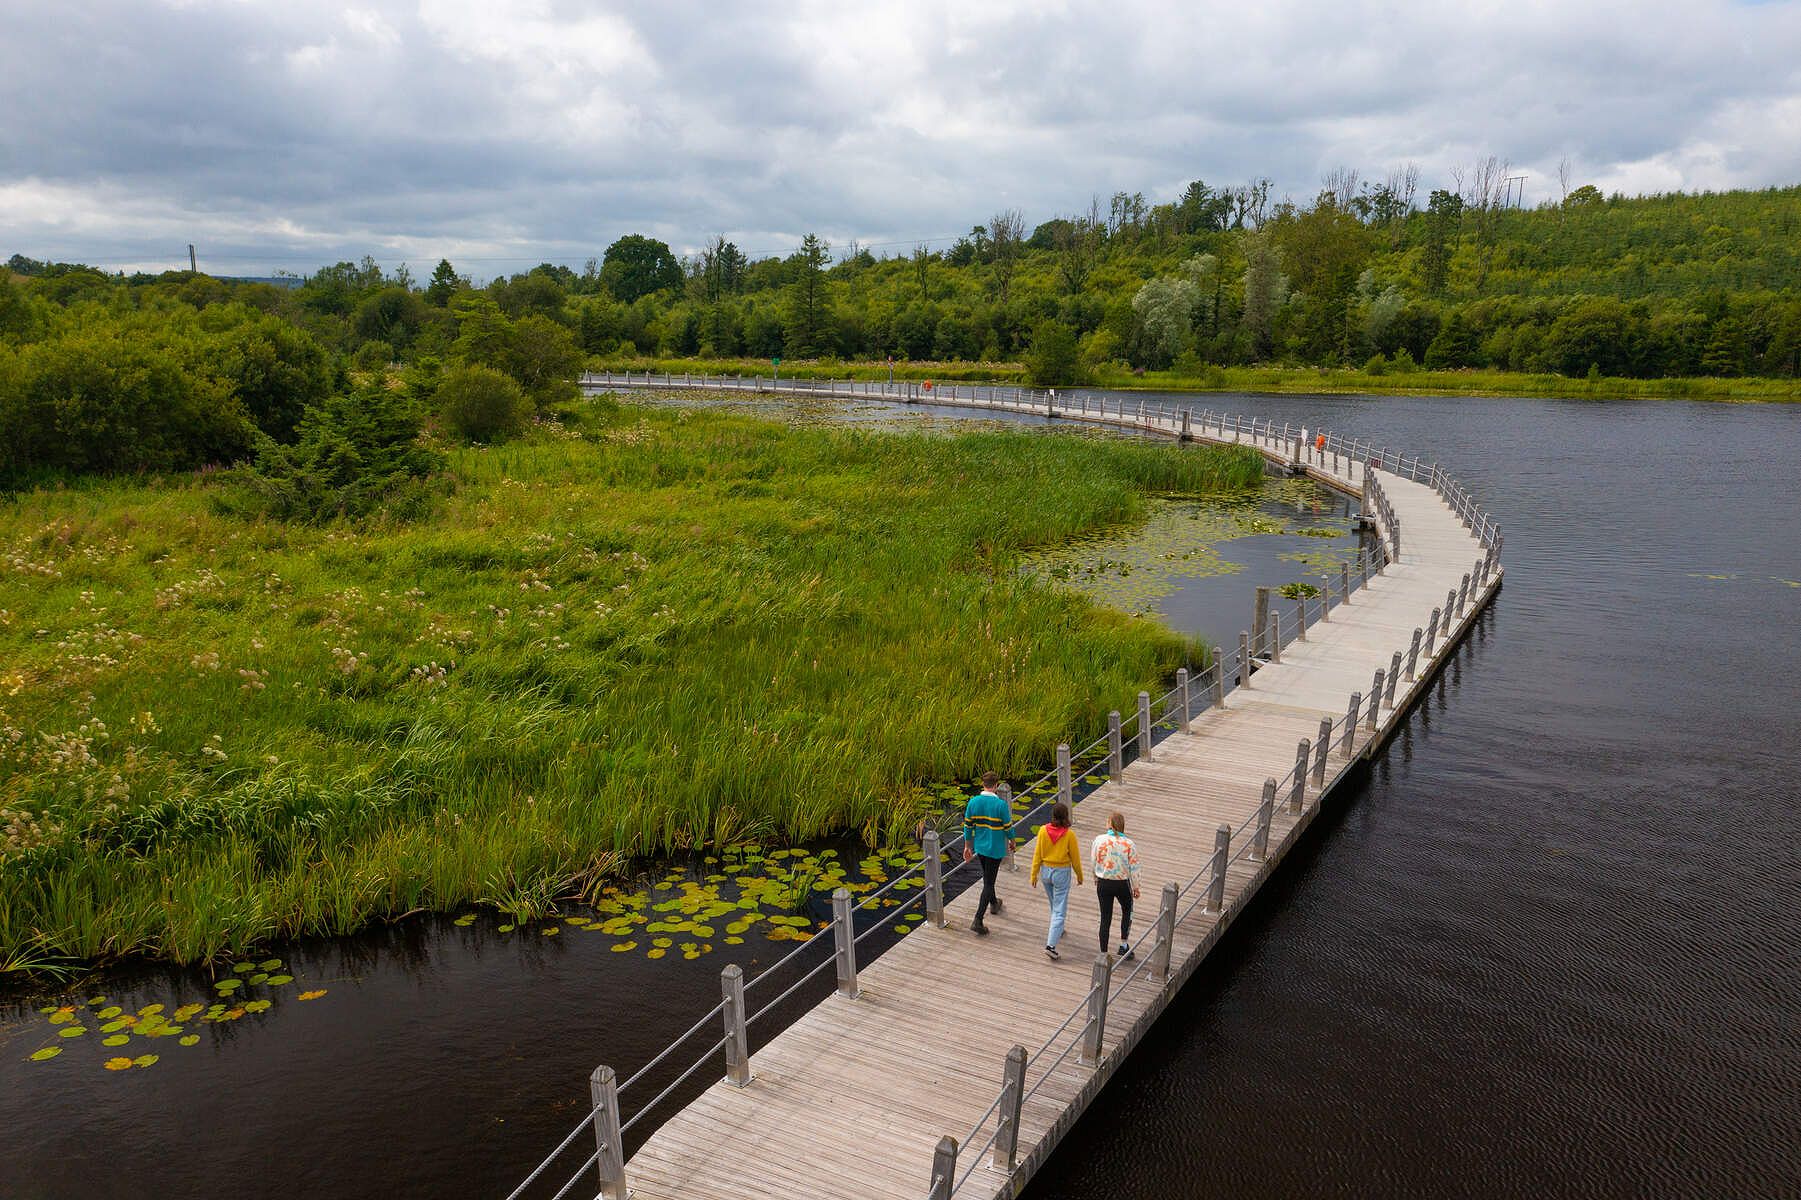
1097, 878, 1134, 951
974, 853, 1004, 924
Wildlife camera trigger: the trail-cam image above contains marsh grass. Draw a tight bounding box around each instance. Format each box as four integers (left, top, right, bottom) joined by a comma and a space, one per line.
0, 402, 1262, 970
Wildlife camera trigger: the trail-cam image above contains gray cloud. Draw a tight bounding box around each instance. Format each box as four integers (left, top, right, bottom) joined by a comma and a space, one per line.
4, 0, 1799, 278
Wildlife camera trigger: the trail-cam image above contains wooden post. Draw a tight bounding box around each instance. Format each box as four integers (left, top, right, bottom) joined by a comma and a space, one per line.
1057, 743, 1072, 808
721, 964, 752, 1087
1207, 826, 1230, 912
832, 887, 859, 999
1406, 628, 1423, 680
922, 829, 945, 927
1386, 652, 1401, 709
1213, 655, 1227, 706
1342, 694, 1360, 753
1251, 779, 1275, 861
1425, 608, 1442, 655
1315, 718, 1332, 787
1268, 614, 1281, 663
590, 1065, 628, 1200
1080, 955, 1112, 1065
1295, 596, 1307, 641
928, 1136, 957, 1200
1108, 711, 1123, 777
1446, 589, 1458, 627
1239, 632, 1252, 688
998, 783, 1017, 873
1290, 741, 1308, 813
1253, 587, 1272, 656
1319, 576, 1331, 621
1136, 691, 1152, 762
991, 1046, 1028, 1172
1368, 671, 1385, 725
1150, 882, 1179, 981
1458, 573, 1471, 615
1177, 667, 1192, 731
1180, 408, 1192, 441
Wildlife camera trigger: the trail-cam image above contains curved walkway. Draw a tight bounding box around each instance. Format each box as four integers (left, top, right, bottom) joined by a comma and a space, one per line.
527, 374, 1503, 1200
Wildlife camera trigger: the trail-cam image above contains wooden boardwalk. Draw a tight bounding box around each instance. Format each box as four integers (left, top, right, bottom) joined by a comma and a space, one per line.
551, 375, 1502, 1200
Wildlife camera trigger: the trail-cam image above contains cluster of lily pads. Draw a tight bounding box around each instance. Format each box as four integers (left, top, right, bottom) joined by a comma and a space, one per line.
450, 842, 939, 957
25, 958, 327, 1070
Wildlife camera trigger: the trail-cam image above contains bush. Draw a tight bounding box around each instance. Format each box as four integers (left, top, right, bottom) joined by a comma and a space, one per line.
1363, 352, 1388, 376
240, 383, 442, 521
1023, 320, 1083, 386
353, 340, 394, 372
436, 364, 530, 443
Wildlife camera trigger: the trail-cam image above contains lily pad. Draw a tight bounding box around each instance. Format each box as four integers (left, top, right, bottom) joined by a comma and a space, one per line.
132, 1054, 159, 1068
265, 974, 293, 986
179, 1035, 201, 1047
58, 1026, 87, 1038
102, 1035, 130, 1047
298, 990, 328, 1001
610, 941, 638, 952
243, 999, 272, 1013
646, 948, 666, 960
103, 1057, 134, 1071
29, 1047, 62, 1062
453, 914, 476, 927
258, 959, 283, 971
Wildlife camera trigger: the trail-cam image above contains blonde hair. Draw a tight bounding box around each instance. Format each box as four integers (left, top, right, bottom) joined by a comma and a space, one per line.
1109, 811, 1126, 833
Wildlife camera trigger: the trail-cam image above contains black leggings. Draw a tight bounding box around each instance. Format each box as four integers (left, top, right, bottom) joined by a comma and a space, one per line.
974, 853, 1004, 923
1097, 878, 1134, 951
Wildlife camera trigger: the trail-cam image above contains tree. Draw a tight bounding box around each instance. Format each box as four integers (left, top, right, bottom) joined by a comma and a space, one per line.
784, 234, 831, 357
1239, 232, 1287, 357
1023, 320, 1082, 385
1131, 277, 1199, 368
600, 235, 681, 302
435, 364, 530, 442
1421, 189, 1463, 296
425, 259, 462, 307
354, 286, 428, 349
218, 313, 333, 442
988, 209, 1026, 304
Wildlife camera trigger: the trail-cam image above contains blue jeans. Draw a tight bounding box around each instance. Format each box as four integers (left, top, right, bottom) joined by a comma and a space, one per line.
1040, 867, 1073, 948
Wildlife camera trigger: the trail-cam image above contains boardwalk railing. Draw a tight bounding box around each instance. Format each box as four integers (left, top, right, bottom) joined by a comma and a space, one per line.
505, 373, 1503, 1199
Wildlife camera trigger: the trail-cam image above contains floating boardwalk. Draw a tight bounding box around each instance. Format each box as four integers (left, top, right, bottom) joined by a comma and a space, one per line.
511, 374, 1503, 1200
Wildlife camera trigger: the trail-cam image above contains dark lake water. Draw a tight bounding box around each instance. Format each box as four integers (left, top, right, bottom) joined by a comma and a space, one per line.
3, 389, 1797, 1199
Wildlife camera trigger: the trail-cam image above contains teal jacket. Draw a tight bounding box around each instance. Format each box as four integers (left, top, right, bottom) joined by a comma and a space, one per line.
962, 789, 1012, 860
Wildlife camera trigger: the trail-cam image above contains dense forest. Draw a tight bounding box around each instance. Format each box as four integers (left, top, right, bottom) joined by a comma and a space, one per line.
3, 173, 1800, 481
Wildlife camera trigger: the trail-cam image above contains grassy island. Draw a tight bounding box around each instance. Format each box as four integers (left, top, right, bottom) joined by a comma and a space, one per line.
0, 403, 1262, 971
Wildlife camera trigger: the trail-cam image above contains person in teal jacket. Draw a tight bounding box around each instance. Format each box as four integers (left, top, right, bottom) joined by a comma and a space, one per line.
962, 771, 1012, 935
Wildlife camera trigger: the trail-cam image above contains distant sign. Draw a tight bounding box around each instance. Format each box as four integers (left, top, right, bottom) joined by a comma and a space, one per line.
772, 357, 782, 366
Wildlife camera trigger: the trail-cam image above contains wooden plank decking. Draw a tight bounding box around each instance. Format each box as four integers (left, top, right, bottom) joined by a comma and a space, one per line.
578, 377, 1501, 1200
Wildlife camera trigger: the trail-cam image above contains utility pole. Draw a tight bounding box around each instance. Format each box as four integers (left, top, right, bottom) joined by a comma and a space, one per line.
188, 244, 197, 273
1503, 176, 1527, 209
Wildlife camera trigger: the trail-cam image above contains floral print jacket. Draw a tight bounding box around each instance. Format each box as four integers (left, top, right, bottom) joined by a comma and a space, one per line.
1090, 830, 1140, 881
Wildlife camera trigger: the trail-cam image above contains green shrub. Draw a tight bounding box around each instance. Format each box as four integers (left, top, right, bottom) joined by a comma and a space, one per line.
240, 382, 443, 520
436, 364, 530, 443
1024, 320, 1083, 386
353, 340, 394, 372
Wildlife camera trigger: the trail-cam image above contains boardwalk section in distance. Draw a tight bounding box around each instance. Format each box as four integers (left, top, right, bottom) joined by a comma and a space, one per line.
534, 374, 1504, 1200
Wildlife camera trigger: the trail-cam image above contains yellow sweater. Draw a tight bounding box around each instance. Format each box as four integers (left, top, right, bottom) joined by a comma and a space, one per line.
1030, 824, 1084, 885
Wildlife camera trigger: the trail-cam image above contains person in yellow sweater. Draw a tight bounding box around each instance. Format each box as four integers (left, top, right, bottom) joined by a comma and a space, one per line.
1029, 803, 1083, 961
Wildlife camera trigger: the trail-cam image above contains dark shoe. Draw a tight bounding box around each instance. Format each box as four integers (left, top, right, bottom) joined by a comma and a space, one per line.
971, 920, 989, 936
1119, 943, 1135, 961
989, 895, 1004, 915
1045, 946, 1060, 961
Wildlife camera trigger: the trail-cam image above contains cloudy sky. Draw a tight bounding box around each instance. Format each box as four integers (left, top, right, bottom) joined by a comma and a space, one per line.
5, 0, 1800, 279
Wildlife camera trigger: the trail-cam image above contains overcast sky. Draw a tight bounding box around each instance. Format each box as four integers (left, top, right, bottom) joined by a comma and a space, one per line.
5, 0, 1800, 279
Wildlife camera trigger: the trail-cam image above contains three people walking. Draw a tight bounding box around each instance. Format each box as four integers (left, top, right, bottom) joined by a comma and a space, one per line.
1092, 812, 1141, 960
961, 771, 1011, 935
1029, 802, 1082, 960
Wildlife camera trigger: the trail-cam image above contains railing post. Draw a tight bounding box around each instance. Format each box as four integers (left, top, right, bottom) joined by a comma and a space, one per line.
991, 1046, 1028, 1172
1238, 632, 1252, 687
1386, 652, 1402, 708
1268, 614, 1281, 663
1342, 694, 1361, 752
1108, 711, 1123, 777
1295, 597, 1307, 641
922, 829, 945, 927
832, 887, 859, 999
1446, 589, 1458, 628
1136, 691, 1152, 761
1406, 628, 1423, 680
1206, 825, 1230, 912
1314, 718, 1332, 787
1057, 743, 1072, 807
928, 1136, 957, 1200
1290, 741, 1308, 813
721, 964, 752, 1087
998, 783, 1017, 872
1425, 607, 1441, 656
1319, 577, 1331, 621
1080, 954, 1112, 1065
1177, 667, 1192, 731
1368, 671, 1385, 725
1253, 586, 1271, 656
1149, 881, 1179, 981
590, 1065, 629, 1200
1458, 573, 1471, 616
1213, 656, 1227, 706
1251, 779, 1275, 861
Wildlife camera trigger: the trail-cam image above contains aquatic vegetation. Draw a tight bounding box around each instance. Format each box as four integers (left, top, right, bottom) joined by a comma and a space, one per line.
0, 406, 1259, 970
18, 960, 324, 1072
1278, 582, 1322, 600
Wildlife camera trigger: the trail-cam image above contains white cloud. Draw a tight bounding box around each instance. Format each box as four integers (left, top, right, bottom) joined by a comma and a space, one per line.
2, 0, 1798, 276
